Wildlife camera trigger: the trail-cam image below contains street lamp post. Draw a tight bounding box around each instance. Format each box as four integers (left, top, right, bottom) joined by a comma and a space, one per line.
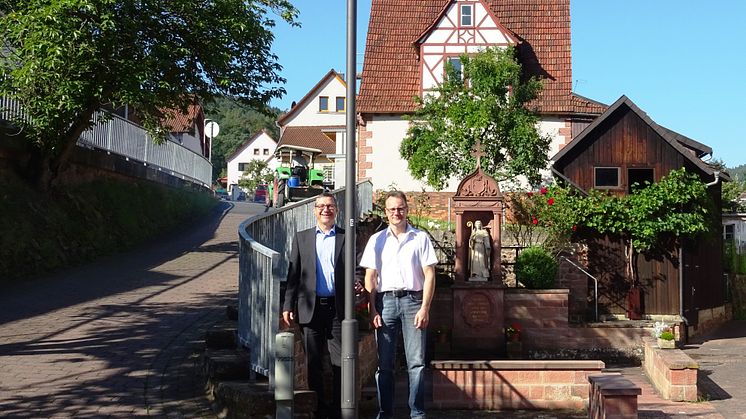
341, 0, 359, 418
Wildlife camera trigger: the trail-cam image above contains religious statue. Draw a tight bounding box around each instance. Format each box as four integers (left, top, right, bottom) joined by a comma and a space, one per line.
467, 220, 491, 281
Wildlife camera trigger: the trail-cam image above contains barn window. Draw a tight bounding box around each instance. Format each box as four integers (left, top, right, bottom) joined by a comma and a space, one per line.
628, 168, 654, 194
594, 167, 620, 189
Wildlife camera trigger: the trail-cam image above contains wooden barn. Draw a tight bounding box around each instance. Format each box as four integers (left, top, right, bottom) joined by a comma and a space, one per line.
551, 95, 730, 337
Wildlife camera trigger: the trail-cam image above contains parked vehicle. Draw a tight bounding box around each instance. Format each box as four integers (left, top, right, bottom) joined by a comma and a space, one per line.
268, 145, 334, 208
254, 184, 268, 203
215, 190, 229, 200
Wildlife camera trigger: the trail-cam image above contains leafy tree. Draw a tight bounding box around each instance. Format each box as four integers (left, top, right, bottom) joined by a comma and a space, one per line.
0, 0, 298, 189
400, 46, 551, 190
207, 96, 281, 180
237, 159, 273, 193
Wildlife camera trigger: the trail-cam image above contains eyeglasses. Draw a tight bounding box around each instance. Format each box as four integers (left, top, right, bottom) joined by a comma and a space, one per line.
385, 207, 407, 213
315, 204, 336, 210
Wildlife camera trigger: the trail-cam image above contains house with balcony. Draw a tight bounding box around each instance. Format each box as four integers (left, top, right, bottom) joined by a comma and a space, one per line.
276, 69, 348, 188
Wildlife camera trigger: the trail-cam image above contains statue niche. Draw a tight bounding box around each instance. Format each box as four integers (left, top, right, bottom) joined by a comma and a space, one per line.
467, 220, 491, 281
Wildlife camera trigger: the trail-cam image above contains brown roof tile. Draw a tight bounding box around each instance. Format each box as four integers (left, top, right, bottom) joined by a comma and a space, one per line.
358, 0, 576, 115
160, 102, 203, 133
277, 126, 336, 155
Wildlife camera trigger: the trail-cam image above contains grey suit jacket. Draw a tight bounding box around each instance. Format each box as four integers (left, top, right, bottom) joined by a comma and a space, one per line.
282, 226, 346, 324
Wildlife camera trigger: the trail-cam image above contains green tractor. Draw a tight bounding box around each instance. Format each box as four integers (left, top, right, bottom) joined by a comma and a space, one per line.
268, 145, 333, 208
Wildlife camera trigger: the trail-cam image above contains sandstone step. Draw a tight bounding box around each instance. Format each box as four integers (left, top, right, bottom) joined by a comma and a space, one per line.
210, 380, 317, 418
205, 325, 237, 349
203, 349, 250, 381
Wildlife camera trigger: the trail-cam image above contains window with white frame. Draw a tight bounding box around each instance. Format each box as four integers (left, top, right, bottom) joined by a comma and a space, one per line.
460, 4, 473, 26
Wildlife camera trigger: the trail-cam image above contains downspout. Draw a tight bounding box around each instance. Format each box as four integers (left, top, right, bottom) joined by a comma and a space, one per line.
706, 171, 721, 187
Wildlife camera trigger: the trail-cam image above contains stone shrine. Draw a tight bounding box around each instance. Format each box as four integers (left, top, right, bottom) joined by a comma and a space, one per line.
450, 141, 506, 357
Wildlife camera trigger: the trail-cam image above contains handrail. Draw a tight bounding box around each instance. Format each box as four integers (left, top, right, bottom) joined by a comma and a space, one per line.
1, 96, 212, 187
237, 181, 373, 388
560, 255, 599, 322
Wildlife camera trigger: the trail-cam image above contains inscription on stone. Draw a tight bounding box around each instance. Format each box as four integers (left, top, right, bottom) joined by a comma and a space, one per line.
461, 292, 493, 327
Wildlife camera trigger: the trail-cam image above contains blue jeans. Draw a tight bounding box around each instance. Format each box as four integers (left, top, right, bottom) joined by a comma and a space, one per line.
375, 292, 427, 419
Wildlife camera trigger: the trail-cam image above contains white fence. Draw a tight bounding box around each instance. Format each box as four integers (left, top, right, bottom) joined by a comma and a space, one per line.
1, 96, 212, 187
237, 182, 373, 387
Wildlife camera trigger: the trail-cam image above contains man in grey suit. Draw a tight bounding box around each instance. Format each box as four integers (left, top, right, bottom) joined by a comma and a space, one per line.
282, 191, 345, 419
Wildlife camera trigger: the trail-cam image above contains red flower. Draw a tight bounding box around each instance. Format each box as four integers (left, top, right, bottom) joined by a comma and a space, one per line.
527, 191, 534, 197
572, 225, 577, 231
547, 197, 554, 206
540, 187, 548, 195
532, 218, 538, 225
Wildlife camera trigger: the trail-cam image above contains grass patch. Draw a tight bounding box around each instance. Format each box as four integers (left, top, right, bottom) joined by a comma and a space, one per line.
0, 173, 216, 281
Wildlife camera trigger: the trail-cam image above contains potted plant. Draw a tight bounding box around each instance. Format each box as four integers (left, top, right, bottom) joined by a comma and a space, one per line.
653, 321, 676, 349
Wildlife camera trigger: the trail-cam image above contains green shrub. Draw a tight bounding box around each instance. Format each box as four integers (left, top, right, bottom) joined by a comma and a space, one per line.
515, 246, 557, 289
659, 331, 675, 341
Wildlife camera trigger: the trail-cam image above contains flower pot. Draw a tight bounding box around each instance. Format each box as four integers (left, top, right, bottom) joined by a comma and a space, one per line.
657, 338, 675, 349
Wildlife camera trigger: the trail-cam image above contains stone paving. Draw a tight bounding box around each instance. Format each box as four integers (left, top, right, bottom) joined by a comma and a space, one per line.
0, 201, 260, 418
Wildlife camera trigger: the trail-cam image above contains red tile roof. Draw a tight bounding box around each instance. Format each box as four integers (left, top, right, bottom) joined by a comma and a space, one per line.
160, 102, 203, 134
358, 0, 581, 115
277, 126, 336, 155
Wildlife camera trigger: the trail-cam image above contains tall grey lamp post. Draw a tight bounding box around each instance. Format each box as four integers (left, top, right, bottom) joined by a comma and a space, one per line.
341, 0, 359, 417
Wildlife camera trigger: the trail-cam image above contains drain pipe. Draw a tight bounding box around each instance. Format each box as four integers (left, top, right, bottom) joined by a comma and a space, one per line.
678, 247, 689, 340
706, 171, 721, 187
560, 256, 599, 322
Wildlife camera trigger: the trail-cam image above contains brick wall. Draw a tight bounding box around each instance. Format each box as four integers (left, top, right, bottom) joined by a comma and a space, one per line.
642, 337, 698, 401
431, 360, 604, 410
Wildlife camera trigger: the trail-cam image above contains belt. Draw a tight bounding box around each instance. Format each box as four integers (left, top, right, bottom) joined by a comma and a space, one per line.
316, 296, 335, 305
382, 289, 421, 298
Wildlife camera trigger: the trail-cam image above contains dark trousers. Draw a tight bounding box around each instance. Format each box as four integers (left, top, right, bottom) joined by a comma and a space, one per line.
301, 298, 342, 419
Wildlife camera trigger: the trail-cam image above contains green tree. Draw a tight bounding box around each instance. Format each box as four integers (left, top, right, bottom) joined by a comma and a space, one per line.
207, 96, 281, 180
237, 159, 274, 193
0, 0, 298, 189
400, 46, 551, 190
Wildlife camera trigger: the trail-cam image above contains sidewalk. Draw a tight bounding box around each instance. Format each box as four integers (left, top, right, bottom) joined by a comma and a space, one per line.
0, 201, 258, 418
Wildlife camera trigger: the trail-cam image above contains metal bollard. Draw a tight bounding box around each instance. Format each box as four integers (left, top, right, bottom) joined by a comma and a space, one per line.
275, 332, 295, 419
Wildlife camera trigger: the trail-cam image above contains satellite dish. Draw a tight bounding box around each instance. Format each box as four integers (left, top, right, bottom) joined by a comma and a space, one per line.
205, 121, 220, 139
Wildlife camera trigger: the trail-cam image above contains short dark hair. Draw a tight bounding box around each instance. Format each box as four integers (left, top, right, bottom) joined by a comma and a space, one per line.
315, 191, 337, 206
384, 190, 408, 206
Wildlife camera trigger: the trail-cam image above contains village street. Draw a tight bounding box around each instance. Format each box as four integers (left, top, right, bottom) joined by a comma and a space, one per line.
0, 201, 268, 417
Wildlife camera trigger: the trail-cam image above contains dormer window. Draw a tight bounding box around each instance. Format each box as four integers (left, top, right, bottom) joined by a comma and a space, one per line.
460, 4, 473, 26
319, 96, 329, 112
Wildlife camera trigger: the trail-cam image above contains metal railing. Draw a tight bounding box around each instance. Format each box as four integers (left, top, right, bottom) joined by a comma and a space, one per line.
237, 182, 373, 388
1, 96, 212, 187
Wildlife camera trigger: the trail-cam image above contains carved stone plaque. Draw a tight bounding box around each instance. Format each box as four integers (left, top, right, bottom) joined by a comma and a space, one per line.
461, 291, 493, 328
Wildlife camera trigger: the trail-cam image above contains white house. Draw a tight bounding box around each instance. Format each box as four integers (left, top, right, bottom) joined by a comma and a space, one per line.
276, 69, 349, 188
226, 129, 278, 194
356, 0, 606, 197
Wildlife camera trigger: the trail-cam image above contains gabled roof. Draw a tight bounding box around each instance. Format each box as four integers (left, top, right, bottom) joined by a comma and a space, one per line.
571, 93, 607, 116
551, 95, 721, 177
413, 0, 520, 46
226, 129, 275, 162
358, 0, 575, 115
276, 126, 336, 155
276, 69, 347, 126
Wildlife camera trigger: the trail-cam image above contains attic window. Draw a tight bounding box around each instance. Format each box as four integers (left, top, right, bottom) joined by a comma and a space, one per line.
319, 96, 329, 112
336, 97, 346, 112
594, 167, 620, 189
460, 4, 473, 26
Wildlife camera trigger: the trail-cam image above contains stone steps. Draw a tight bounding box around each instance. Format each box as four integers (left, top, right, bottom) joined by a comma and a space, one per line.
200, 305, 318, 418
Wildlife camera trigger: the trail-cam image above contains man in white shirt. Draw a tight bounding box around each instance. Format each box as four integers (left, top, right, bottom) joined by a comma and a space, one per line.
360, 190, 438, 419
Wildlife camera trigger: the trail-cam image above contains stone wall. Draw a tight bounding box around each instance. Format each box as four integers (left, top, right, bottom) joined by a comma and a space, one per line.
641, 337, 698, 401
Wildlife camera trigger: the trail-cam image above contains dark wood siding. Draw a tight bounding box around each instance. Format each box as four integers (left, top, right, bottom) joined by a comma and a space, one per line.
555, 104, 726, 322
561, 108, 687, 192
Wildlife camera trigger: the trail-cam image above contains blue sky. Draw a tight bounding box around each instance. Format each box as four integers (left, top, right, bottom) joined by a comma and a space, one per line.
269, 1, 745, 168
